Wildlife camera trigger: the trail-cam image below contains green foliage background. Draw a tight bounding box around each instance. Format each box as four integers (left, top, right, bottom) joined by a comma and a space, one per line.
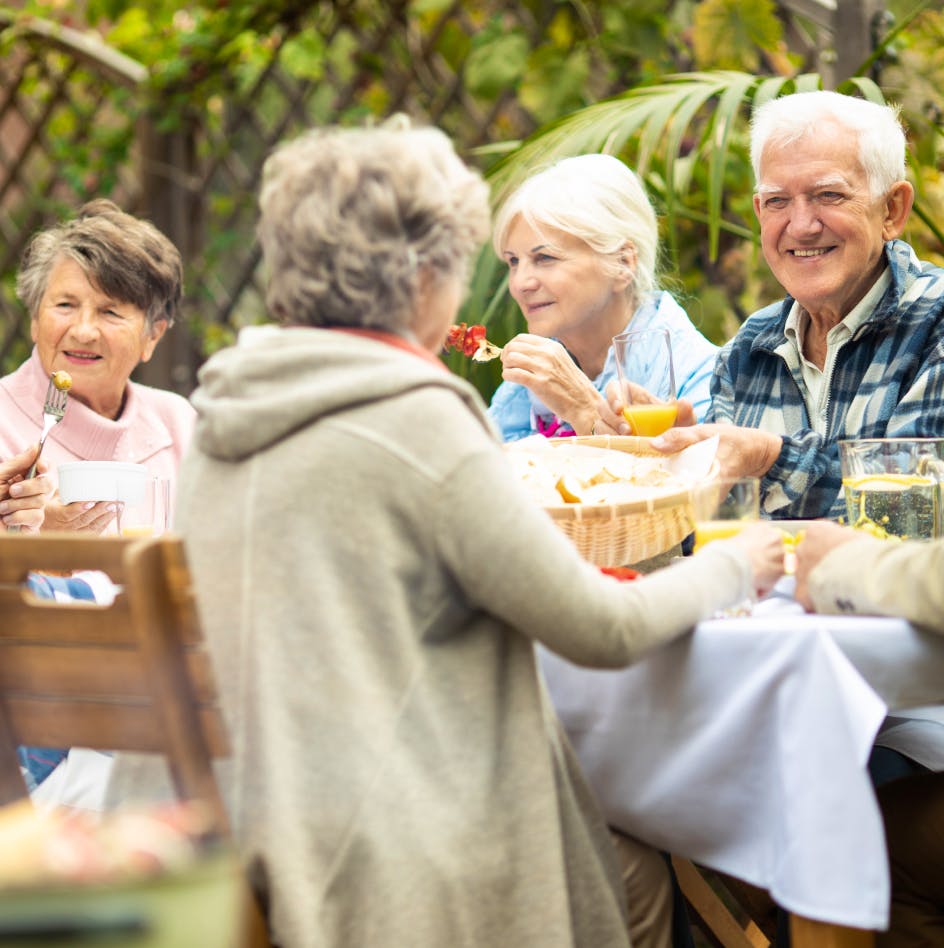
3, 0, 944, 402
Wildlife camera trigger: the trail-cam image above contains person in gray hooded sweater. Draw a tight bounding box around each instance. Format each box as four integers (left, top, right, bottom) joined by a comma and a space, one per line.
172, 122, 784, 948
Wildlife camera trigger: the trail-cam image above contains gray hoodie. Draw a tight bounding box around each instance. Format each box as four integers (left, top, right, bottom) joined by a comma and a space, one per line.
166, 324, 751, 948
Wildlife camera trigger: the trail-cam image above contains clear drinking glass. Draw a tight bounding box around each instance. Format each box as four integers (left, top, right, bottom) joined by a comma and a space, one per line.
691, 476, 762, 617
118, 476, 171, 537
692, 477, 761, 552
838, 438, 944, 539
612, 328, 677, 436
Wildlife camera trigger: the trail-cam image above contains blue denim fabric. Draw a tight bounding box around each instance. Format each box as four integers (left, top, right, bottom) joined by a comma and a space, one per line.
18, 573, 96, 790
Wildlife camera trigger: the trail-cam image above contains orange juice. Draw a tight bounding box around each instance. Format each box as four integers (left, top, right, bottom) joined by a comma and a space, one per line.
621, 403, 678, 437
693, 519, 746, 552
121, 525, 155, 538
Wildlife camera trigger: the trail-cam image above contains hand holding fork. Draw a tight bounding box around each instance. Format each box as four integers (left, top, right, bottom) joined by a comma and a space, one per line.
6, 373, 69, 533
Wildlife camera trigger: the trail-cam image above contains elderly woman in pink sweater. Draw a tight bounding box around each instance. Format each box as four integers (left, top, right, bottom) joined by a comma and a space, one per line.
0, 200, 195, 532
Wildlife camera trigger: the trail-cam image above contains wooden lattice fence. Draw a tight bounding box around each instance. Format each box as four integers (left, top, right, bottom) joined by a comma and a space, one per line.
0, 15, 144, 368
0, 2, 615, 394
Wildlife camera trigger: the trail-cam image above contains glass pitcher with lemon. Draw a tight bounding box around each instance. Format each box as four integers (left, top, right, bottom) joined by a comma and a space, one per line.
838, 438, 944, 539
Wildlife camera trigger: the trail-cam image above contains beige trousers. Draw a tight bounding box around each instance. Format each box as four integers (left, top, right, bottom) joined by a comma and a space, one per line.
610, 828, 674, 948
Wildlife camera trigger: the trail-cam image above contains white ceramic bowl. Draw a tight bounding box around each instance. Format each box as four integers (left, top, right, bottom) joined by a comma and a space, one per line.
58, 461, 148, 505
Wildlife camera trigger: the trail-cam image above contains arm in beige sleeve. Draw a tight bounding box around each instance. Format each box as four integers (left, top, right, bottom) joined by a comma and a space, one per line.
809, 537, 944, 633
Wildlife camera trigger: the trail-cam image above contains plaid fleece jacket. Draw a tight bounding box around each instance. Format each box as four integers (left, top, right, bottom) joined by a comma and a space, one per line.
707, 239, 944, 519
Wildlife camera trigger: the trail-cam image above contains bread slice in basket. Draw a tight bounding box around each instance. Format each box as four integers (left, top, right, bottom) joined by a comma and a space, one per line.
506, 435, 719, 566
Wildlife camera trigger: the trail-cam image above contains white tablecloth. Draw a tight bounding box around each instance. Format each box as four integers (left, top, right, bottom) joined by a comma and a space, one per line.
539, 589, 944, 930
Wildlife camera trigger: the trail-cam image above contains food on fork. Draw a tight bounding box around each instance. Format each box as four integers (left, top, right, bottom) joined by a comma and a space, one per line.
444, 323, 502, 363
51, 370, 72, 391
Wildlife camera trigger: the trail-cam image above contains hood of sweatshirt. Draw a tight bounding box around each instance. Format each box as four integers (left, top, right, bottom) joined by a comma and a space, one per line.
190, 325, 486, 461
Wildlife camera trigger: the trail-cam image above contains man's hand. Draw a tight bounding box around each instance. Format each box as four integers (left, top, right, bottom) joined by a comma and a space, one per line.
0, 444, 51, 533
650, 423, 782, 479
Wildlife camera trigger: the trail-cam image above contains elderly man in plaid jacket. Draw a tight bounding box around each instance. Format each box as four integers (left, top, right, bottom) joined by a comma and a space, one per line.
608, 90, 944, 521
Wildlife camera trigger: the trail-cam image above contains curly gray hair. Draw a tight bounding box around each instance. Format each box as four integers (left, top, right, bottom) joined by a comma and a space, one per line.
257, 122, 490, 331
16, 199, 183, 329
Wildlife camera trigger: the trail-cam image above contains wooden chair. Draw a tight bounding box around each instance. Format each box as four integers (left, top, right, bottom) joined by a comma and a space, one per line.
0, 532, 271, 948
672, 856, 875, 948
672, 856, 773, 947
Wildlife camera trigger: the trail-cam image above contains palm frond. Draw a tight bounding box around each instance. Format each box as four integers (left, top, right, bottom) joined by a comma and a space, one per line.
483, 70, 821, 260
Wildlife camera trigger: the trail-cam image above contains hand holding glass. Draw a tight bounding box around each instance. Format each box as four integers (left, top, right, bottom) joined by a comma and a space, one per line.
612, 328, 677, 436
692, 477, 760, 552
692, 476, 762, 617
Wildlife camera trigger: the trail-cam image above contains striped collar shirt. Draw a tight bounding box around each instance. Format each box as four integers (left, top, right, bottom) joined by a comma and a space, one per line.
784, 269, 892, 435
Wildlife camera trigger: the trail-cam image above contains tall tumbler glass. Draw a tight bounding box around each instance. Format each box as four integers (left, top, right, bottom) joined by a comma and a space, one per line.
612, 327, 677, 437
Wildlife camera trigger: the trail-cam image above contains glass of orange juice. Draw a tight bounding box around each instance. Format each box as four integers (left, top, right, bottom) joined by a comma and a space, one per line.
692, 476, 761, 616
692, 476, 760, 553
612, 327, 678, 436
118, 476, 171, 537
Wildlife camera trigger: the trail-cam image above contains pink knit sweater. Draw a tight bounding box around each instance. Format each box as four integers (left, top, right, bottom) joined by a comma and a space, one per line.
0, 348, 196, 498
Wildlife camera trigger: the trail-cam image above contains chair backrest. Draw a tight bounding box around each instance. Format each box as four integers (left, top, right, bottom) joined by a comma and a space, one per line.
0, 533, 274, 948
0, 533, 230, 833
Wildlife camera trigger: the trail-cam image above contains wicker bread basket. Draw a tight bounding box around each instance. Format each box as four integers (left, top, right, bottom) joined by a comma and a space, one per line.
542, 435, 717, 566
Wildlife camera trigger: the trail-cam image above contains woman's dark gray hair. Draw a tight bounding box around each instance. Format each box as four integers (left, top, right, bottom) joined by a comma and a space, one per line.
16, 199, 183, 329
257, 121, 490, 331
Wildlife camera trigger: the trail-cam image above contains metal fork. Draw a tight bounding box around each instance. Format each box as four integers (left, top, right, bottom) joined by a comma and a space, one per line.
25, 374, 69, 479
7, 376, 68, 533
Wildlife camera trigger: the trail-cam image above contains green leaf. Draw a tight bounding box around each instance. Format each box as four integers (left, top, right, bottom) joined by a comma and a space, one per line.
692, 0, 783, 71
465, 30, 529, 99
838, 75, 886, 104
409, 0, 455, 15
519, 47, 590, 123
705, 72, 759, 259
279, 30, 327, 82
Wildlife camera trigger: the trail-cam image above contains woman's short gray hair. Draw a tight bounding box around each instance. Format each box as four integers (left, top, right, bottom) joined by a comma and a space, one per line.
750, 90, 907, 198
16, 199, 183, 329
258, 122, 490, 331
491, 153, 660, 300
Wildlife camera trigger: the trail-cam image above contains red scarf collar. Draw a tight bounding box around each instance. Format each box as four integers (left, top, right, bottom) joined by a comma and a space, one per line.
330, 327, 447, 371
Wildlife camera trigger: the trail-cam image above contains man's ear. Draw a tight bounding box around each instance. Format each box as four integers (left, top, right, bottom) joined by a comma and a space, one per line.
882, 180, 915, 241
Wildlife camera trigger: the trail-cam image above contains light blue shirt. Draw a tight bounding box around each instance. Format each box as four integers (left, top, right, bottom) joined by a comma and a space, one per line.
487, 290, 718, 442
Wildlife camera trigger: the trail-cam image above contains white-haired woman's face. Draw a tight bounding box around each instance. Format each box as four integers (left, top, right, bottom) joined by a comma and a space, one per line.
501, 217, 631, 344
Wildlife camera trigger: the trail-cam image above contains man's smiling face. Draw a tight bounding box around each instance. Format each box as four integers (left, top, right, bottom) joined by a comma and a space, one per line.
753, 121, 899, 326
31, 256, 165, 419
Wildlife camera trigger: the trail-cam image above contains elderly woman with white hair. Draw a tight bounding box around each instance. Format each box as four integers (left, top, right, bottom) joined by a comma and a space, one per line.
487, 153, 717, 441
